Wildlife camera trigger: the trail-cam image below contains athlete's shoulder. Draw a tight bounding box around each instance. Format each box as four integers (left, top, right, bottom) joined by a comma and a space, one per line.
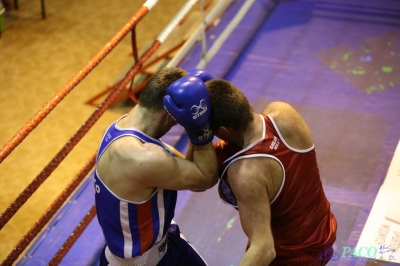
262, 101, 313, 149
225, 157, 279, 200
262, 101, 300, 119
227, 156, 277, 181
101, 137, 173, 185
115, 136, 169, 165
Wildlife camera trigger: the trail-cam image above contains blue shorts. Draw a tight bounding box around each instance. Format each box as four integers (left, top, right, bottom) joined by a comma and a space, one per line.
99, 223, 207, 266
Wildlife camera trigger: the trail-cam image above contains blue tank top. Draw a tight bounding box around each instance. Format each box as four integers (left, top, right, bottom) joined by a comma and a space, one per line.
93, 116, 177, 258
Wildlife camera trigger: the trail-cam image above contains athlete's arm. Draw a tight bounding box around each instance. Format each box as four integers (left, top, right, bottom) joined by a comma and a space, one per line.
165, 141, 214, 192
185, 142, 208, 192
128, 140, 218, 191
228, 159, 276, 266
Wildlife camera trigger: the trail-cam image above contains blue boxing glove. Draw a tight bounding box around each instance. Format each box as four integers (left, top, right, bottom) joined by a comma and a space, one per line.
187, 69, 214, 82
163, 76, 213, 145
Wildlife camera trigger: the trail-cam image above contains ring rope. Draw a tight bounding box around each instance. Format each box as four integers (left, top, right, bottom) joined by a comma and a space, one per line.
0, 0, 158, 164
196, 0, 257, 69
166, 0, 231, 68
48, 205, 97, 266
0, 0, 161, 230
1, 154, 96, 266
0, 41, 160, 263
0, 40, 161, 230
156, 0, 198, 43
200, 0, 207, 58
129, 27, 139, 91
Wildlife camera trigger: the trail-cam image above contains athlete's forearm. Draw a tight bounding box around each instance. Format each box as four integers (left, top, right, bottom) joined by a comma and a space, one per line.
191, 142, 218, 188
185, 142, 194, 161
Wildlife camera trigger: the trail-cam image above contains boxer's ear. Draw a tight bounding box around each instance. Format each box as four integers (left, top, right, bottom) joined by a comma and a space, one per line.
214, 126, 231, 142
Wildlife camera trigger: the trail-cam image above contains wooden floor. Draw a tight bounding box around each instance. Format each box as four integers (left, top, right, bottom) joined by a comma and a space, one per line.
0, 0, 192, 262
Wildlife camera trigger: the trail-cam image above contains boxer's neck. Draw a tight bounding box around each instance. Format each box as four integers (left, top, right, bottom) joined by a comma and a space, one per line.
241, 112, 263, 148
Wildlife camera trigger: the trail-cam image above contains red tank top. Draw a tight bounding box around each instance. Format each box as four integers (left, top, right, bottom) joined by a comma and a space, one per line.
217, 114, 337, 257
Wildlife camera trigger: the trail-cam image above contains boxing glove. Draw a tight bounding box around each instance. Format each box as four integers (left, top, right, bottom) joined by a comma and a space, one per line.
163, 76, 213, 145
187, 69, 214, 82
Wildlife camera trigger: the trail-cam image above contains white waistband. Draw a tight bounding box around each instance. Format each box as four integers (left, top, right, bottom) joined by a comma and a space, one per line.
105, 234, 168, 266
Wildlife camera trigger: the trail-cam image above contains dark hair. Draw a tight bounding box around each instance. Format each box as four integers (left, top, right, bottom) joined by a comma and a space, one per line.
206, 79, 253, 131
139, 67, 187, 111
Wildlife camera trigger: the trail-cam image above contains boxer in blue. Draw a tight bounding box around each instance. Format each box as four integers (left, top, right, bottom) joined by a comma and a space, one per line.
94, 67, 217, 265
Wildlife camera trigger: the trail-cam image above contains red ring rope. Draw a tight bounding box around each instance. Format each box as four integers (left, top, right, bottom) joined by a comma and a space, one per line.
0, 6, 149, 164
48, 205, 97, 266
1, 154, 96, 266
0, 40, 161, 230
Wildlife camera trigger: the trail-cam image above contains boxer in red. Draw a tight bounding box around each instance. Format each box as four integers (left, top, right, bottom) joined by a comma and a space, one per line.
206, 79, 337, 265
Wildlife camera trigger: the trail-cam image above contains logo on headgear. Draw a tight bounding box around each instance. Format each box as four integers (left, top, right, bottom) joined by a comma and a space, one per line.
191, 99, 207, 120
